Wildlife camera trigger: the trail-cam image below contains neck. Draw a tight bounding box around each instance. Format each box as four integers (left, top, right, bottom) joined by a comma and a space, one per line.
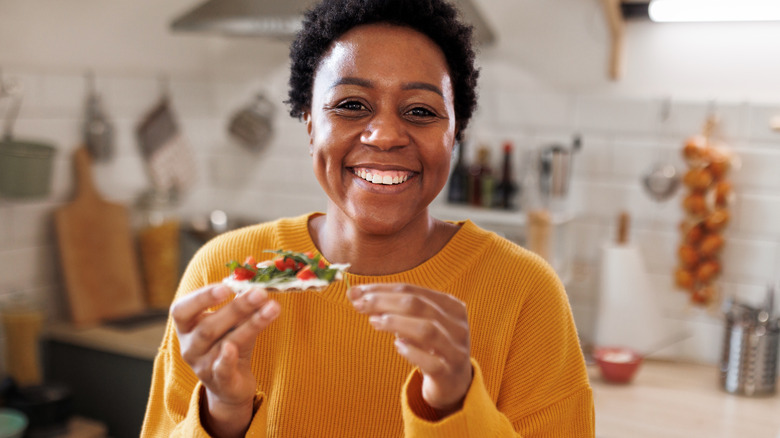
310, 205, 456, 276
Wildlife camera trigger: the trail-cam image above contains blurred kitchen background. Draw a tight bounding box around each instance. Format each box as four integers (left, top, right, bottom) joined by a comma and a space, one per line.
1, 0, 780, 437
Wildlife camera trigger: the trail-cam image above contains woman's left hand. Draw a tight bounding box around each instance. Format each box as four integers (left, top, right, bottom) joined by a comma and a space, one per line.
348, 283, 472, 416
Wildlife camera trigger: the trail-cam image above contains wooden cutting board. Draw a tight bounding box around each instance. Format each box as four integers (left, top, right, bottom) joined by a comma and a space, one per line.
55, 147, 146, 327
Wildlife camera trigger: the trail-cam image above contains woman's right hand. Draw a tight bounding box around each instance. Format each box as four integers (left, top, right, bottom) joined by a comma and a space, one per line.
171, 285, 281, 437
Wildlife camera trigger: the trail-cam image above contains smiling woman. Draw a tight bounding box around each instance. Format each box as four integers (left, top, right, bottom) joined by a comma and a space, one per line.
140, 1, 594, 437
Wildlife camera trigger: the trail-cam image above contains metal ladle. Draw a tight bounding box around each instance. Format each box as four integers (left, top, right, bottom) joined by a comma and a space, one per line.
642, 99, 681, 202
643, 163, 680, 202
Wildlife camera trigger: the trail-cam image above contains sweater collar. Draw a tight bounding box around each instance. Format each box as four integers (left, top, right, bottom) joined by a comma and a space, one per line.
276, 213, 491, 306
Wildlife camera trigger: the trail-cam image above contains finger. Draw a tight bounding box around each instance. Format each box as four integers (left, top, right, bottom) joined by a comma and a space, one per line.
172, 285, 232, 333
350, 286, 468, 340
393, 337, 451, 377
182, 288, 271, 360
213, 341, 241, 384
369, 314, 468, 364
354, 291, 442, 320
364, 297, 470, 349
351, 283, 468, 319
222, 300, 281, 358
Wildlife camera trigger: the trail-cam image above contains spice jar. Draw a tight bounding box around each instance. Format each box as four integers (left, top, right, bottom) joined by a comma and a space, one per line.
135, 189, 181, 310
1, 292, 44, 386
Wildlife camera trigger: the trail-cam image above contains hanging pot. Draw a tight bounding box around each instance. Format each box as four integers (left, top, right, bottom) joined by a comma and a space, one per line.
227, 93, 275, 153
0, 75, 56, 199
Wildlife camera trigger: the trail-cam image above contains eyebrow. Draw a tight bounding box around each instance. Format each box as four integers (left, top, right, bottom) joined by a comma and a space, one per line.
330, 77, 443, 97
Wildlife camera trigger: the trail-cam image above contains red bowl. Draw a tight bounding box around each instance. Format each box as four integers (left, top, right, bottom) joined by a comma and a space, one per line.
593, 346, 643, 384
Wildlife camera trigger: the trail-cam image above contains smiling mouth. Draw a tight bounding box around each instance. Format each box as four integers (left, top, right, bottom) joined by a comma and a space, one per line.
351, 167, 416, 185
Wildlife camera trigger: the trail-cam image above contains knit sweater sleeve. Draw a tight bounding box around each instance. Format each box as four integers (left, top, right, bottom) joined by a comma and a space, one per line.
140, 225, 275, 437
400, 245, 594, 437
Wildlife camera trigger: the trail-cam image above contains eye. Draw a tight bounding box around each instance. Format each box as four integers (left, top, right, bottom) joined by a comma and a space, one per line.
337, 100, 368, 111
407, 107, 436, 117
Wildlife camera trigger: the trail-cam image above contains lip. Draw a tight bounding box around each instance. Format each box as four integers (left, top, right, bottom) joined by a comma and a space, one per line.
346, 162, 419, 173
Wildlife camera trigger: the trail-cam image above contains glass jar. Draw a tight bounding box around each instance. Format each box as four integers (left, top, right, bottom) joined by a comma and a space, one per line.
135, 189, 180, 310
0, 291, 43, 386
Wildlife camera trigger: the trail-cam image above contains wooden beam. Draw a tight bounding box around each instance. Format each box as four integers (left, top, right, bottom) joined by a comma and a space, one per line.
601, 0, 625, 80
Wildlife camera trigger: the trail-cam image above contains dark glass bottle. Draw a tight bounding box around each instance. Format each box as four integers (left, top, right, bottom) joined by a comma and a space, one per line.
447, 142, 469, 204
494, 141, 519, 210
469, 146, 493, 207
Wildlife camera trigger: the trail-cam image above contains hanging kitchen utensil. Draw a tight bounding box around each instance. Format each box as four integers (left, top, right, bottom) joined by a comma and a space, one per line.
642, 99, 681, 202
539, 136, 578, 197
54, 147, 146, 327
538, 134, 581, 211
82, 71, 114, 162
228, 93, 275, 152
136, 78, 197, 193
0, 71, 56, 199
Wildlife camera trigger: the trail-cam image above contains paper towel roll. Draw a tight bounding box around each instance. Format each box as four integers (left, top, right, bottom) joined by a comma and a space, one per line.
594, 242, 671, 353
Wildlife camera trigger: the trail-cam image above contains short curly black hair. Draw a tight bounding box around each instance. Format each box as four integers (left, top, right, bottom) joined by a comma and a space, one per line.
286, 0, 479, 141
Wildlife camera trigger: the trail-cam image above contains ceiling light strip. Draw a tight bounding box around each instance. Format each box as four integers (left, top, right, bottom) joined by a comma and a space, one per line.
649, 0, 780, 22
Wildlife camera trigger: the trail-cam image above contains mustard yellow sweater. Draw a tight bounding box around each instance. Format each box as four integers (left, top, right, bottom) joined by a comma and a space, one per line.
141, 213, 594, 437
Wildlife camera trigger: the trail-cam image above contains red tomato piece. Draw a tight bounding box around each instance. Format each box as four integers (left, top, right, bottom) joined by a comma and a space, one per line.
234, 267, 255, 281
318, 258, 327, 269
274, 257, 296, 271
244, 256, 257, 267
296, 266, 317, 280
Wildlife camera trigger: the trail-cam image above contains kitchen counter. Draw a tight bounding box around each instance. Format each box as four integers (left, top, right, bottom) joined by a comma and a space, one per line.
43, 319, 168, 438
45, 318, 167, 361
44, 322, 779, 437
591, 360, 780, 438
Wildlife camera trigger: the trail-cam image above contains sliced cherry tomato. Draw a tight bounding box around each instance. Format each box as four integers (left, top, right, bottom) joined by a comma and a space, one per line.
244, 256, 257, 267
296, 266, 317, 280
318, 258, 328, 269
304, 251, 316, 259
274, 257, 296, 271
234, 267, 255, 281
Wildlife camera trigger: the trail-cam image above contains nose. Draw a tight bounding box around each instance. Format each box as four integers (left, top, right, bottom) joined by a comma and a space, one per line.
360, 111, 410, 150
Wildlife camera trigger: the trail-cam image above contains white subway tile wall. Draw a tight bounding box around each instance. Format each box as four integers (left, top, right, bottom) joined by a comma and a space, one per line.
2, 67, 780, 369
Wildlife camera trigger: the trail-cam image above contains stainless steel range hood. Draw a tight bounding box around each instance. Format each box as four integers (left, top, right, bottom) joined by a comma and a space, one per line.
170, 0, 496, 45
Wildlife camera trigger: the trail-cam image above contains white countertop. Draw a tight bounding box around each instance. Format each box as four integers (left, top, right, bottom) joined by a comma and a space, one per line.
591, 360, 780, 438
45, 321, 780, 437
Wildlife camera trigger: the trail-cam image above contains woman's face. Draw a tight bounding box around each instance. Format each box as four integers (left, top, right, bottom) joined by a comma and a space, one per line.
304, 23, 457, 236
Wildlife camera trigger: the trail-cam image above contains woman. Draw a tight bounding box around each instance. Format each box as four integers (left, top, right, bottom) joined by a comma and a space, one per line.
141, 0, 594, 436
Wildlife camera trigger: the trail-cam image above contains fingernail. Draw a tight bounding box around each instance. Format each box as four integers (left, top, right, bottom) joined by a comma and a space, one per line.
248, 289, 266, 304
368, 315, 382, 327
394, 338, 408, 355
350, 285, 365, 299
260, 301, 279, 319
213, 286, 229, 300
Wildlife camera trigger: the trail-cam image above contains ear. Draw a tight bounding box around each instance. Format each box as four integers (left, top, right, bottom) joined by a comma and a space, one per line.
302, 111, 314, 155
303, 111, 313, 138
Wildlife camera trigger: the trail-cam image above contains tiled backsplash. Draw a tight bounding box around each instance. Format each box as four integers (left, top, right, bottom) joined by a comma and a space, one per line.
2, 65, 780, 369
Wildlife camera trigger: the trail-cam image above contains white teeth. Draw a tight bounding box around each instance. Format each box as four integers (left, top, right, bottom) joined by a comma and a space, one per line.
353, 168, 412, 185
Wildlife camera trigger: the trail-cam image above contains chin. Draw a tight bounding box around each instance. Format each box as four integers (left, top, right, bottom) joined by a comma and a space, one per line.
345, 204, 429, 236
